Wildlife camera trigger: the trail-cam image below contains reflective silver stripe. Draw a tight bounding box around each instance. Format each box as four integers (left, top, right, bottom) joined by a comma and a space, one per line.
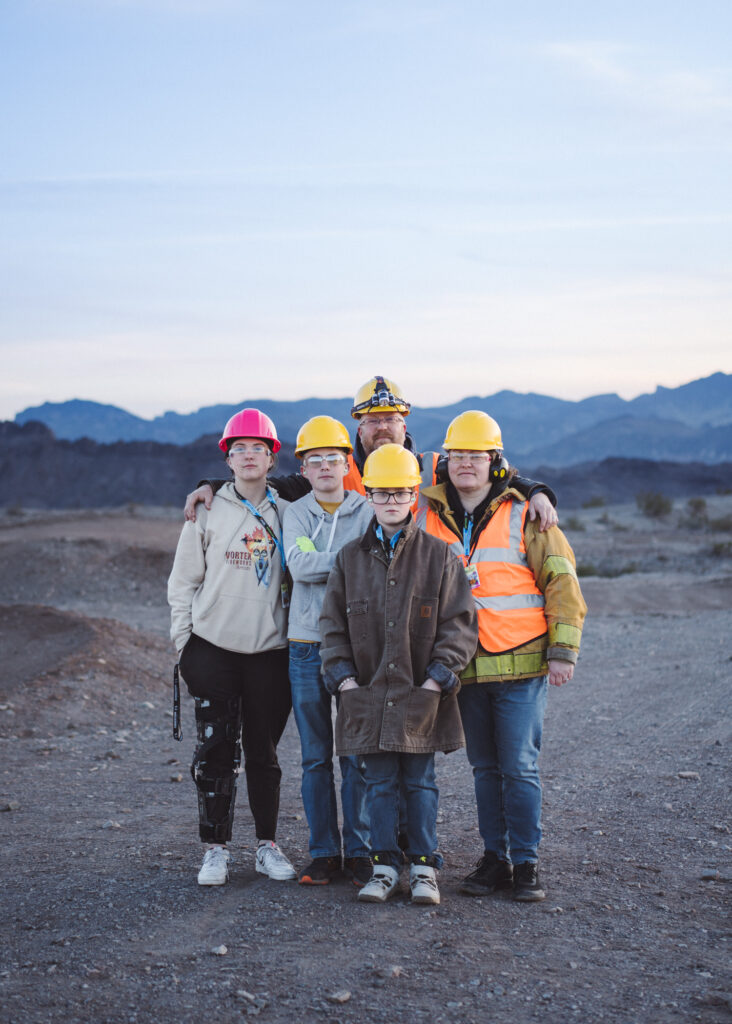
470, 545, 527, 565
447, 539, 463, 559
420, 452, 437, 489
474, 594, 546, 611
509, 501, 525, 551
415, 506, 428, 530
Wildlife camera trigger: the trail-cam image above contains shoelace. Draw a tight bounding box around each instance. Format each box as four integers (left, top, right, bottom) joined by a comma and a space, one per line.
412, 872, 437, 889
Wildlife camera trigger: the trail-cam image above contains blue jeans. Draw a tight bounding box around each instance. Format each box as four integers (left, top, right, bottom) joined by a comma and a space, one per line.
359, 751, 443, 871
458, 677, 548, 864
289, 642, 369, 859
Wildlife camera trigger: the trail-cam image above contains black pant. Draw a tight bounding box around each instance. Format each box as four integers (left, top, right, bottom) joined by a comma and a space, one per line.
180, 634, 292, 841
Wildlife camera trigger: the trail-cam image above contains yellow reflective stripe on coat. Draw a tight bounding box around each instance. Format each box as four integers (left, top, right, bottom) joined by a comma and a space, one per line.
541, 554, 578, 583
461, 650, 546, 681
548, 623, 582, 647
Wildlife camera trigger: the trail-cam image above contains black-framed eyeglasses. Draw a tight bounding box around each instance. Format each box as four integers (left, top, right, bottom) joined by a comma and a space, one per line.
369, 490, 413, 505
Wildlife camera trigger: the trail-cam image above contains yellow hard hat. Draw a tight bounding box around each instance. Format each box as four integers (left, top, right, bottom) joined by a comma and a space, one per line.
295, 416, 353, 457
351, 375, 411, 419
443, 410, 503, 451
362, 444, 421, 489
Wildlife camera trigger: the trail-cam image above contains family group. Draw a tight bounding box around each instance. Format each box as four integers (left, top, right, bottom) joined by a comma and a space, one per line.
167, 375, 587, 906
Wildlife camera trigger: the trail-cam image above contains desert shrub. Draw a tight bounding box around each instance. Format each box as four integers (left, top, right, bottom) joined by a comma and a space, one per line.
709, 514, 732, 532
636, 491, 672, 518
564, 516, 586, 532
610, 562, 639, 577
709, 541, 732, 558
582, 496, 606, 508
686, 497, 708, 520
576, 562, 598, 577
5, 505, 23, 517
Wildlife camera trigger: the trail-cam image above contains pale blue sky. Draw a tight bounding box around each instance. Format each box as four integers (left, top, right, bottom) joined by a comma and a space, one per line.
2, 0, 731, 420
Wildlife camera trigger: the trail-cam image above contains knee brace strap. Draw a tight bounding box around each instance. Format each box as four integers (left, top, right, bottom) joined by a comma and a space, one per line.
191, 696, 242, 844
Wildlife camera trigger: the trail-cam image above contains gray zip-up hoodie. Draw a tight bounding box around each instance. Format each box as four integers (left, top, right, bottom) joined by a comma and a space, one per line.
283, 489, 373, 642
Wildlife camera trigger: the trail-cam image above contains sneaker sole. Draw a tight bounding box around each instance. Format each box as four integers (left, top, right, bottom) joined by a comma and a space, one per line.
411, 893, 440, 905
198, 875, 228, 886
357, 890, 393, 903
513, 888, 546, 902
342, 869, 370, 889
459, 878, 513, 897
255, 863, 297, 881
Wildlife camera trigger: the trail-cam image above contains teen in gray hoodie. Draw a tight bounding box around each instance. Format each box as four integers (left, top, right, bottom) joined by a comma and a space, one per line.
282, 417, 374, 887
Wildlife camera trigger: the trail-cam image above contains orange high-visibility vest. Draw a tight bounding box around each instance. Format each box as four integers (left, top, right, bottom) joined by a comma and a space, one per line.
416, 498, 547, 653
344, 452, 439, 510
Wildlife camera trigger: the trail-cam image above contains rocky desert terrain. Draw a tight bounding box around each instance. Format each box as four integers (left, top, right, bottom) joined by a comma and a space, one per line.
0, 495, 730, 1023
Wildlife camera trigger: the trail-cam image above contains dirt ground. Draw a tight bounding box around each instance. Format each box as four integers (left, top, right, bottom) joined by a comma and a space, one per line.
0, 498, 730, 1024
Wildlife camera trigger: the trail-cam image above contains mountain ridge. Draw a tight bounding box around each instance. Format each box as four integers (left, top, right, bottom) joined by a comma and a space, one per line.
12, 371, 732, 465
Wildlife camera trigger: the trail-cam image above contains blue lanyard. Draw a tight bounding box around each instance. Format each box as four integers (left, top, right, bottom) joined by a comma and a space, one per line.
462, 514, 473, 560
375, 524, 402, 560
237, 488, 287, 572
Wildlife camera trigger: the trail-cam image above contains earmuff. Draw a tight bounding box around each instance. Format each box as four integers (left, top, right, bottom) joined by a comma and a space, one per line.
490, 454, 509, 483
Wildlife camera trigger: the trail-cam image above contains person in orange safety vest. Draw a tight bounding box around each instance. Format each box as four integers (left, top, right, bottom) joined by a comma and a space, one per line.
416, 409, 587, 904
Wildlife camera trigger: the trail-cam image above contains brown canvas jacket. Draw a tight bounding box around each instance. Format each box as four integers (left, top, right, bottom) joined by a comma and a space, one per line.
319, 516, 478, 756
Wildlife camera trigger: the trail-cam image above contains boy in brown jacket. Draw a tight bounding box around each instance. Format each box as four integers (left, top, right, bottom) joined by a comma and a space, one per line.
319, 444, 478, 904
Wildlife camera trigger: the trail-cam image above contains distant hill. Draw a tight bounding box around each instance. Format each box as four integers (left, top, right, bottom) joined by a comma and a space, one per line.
2, 420, 732, 510
13, 371, 732, 466
0, 421, 299, 510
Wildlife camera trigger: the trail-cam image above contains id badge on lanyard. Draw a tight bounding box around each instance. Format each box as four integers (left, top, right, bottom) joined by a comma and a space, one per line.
280, 581, 290, 609
465, 563, 480, 589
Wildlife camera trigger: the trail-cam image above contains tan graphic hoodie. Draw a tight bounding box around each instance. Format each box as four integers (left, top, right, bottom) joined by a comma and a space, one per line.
168, 481, 289, 656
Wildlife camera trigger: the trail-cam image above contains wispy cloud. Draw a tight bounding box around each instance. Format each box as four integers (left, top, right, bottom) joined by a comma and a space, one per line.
543, 41, 732, 117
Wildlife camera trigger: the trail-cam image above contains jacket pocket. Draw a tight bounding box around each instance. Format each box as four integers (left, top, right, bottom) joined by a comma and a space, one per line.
339, 685, 375, 744
409, 596, 438, 640
405, 686, 441, 737
346, 599, 369, 643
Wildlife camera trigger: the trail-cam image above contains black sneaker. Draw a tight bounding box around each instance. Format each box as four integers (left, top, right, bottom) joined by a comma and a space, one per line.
298, 856, 341, 885
459, 851, 513, 896
512, 861, 546, 902
343, 856, 372, 888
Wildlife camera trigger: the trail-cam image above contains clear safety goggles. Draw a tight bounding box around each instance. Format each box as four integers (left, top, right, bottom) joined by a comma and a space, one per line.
447, 451, 492, 463
303, 453, 347, 467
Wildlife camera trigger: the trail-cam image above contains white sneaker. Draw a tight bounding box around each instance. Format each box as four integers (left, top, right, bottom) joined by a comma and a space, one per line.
357, 865, 399, 903
410, 863, 440, 905
197, 845, 230, 886
255, 841, 297, 880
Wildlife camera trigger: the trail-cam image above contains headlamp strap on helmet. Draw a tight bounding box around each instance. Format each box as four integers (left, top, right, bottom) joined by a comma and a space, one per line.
373, 375, 395, 408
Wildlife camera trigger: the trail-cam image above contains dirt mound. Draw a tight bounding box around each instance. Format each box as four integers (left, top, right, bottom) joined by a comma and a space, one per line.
0, 603, 171, 738
0, 605, 95, 692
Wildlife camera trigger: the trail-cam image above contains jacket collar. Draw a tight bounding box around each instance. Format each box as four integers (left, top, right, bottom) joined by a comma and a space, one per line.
301, 488, 363, 517
420, 480, 524, 537
359, 512, 417, 551
353, 431, 420, 474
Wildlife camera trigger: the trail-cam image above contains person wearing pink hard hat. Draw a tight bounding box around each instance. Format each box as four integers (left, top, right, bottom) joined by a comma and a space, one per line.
168, 408, 297, 887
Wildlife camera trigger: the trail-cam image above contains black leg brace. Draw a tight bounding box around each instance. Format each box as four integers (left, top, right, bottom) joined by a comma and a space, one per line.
191, 695, 242, 844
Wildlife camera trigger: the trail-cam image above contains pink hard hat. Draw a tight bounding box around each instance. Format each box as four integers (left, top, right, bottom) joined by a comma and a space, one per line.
218, 408, 281, 453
